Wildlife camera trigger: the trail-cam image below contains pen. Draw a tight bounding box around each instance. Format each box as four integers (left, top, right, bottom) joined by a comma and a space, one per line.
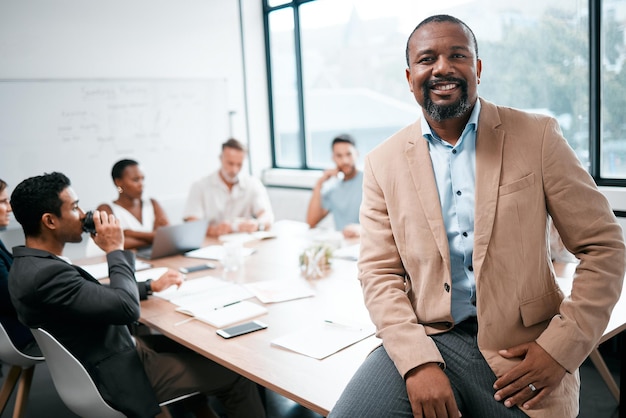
324, 319, 363, 331
214, 300, 241, 310
179, 263, 216, 274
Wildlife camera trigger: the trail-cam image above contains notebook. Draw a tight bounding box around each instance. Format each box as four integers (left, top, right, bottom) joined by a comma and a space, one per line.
175, 300, 268, 328
136, 219, 208, 260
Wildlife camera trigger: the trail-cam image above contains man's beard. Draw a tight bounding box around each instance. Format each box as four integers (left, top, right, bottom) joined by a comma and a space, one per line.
339, 164, 356, 178
421, 78, 471, 122
220, 168, 239, 184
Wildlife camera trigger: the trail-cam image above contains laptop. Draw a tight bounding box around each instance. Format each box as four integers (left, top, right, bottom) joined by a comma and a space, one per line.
136, 219, 208, 260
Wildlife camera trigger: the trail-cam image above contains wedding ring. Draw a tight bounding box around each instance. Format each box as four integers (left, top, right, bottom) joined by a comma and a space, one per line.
528, 383, 537, 392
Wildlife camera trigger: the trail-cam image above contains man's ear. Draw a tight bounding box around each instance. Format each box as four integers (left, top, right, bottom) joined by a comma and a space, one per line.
41, 213, 57, 231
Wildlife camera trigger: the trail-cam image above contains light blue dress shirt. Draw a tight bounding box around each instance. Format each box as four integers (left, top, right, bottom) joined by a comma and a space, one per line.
322, 171, 364, 231
420, 101, 481, 323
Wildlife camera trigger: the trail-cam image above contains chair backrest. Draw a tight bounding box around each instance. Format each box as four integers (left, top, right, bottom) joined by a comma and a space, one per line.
30, 328, 125, 418
0, 322, 43, 368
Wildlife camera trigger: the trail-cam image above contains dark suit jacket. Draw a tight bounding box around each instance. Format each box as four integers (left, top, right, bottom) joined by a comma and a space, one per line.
9, 246, 161, 418
0, 239, 36, 351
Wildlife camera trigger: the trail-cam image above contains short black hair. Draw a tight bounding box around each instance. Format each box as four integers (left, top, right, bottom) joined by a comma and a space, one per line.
332, 134, 356, 149
11, 172, 71, 237
111, 159, 139, 180
222, 138, 247, 153
405, 14, 479, 67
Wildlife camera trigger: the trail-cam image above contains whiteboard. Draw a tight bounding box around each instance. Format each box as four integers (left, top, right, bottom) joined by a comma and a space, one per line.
0, 78, 228, 221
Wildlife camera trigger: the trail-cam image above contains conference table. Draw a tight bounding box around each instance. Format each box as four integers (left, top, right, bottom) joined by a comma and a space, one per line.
134, 224, 381, 417
83, 225, 626, 416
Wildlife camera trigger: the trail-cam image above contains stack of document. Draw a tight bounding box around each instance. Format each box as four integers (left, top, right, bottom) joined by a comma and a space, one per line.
154, 276, 265, 328
175, 300, 268, 328
153, 276, 252, 306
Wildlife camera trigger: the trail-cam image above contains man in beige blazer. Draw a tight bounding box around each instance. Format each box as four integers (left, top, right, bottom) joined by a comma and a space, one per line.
330, 14, 625, 418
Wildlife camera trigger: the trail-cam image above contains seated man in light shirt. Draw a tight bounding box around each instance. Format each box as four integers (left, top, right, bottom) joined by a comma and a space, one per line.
183, 138, 274, 237
306, 134, 363, 238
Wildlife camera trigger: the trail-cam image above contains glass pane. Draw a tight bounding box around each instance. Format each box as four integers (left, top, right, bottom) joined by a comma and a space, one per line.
294, 0, 589, 169
600, 3, 626, 178
299, 0, 420, 168
476, 2, 589, 171
268, 8, 302, 168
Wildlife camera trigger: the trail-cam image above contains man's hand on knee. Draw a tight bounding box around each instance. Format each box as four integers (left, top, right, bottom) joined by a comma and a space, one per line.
493, 342, 566, 411
406, 363, 461, 418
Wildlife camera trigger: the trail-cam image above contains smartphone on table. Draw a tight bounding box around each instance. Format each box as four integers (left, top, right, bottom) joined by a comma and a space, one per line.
216, 320, 268, 339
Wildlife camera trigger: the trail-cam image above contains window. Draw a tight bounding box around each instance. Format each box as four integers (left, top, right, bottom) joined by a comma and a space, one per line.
601, 0, 626, 179
267, 7, 302, 168
265, 0, 626, 185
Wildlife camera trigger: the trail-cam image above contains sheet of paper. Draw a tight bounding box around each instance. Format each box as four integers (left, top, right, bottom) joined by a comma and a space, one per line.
218, 233, 255, 243
271, 320, 375, 360
134, 267, 169, 283
251, 230, 277, 240
79, 262, 109, 279
175, 300, 268, 328
332, 244, 360, 261
184, 245, 256, 261
217, 231, 277, 243
79, 259, 153, 280
244, 279, 315, 303
154, 276, 254, 308
135, 260, 153, 271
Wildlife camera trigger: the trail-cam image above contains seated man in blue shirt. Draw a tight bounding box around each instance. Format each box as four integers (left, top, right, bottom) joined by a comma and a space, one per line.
8, 172, 265, 418
306, 134, 363, 238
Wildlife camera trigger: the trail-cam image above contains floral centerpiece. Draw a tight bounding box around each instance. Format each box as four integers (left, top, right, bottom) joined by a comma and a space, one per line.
299, 244, 333, 279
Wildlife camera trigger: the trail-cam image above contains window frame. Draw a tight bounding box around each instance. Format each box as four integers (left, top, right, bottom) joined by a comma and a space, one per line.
263, 0, 625, 186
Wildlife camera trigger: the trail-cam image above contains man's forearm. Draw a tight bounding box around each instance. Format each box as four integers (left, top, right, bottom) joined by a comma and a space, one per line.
306, 181, 327, 227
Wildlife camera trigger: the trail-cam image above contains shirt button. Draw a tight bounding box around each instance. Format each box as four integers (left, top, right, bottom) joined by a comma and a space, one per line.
462, 232, 468, 237
468, 265, 474, 272
452, 149, 457, 154
444, 283, 450, 292
456, 190, 462, 196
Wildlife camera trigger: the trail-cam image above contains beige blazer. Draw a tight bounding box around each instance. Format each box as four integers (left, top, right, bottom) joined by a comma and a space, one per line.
359, 98, 626, 417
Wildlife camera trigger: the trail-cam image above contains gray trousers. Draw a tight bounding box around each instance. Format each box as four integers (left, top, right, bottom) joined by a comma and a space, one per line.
136, 334, 266, 418
329, 320, 528, 418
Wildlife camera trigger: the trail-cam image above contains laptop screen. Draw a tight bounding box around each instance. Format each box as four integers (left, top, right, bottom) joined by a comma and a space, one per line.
136, 219, 208, 259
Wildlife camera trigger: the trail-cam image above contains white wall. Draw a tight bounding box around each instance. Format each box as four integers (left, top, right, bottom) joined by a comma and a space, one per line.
0, 0, 273, 257
0, 3, 270, 209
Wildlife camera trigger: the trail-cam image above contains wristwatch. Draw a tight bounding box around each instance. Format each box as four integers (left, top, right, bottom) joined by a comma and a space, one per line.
145, 279, 153, 296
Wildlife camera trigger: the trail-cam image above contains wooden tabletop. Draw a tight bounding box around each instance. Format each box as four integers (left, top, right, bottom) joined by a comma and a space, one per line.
82, 237, 626, 416
136, 232, 380, 416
